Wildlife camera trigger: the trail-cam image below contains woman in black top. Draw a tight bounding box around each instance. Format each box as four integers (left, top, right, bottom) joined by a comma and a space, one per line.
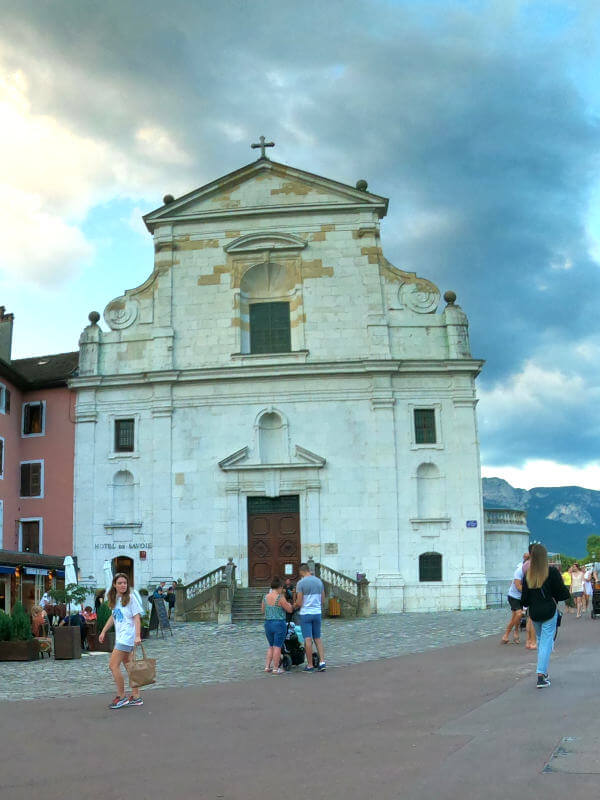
521, 544, 570, 688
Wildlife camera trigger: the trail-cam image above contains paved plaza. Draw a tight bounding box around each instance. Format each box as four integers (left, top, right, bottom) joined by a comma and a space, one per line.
0, 609, 507, 701
1, 610, 598, 800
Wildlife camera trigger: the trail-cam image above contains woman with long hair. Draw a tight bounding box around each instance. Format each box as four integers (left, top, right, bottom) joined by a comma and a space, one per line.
99, 572, 143, 709
521, 544, 570, 688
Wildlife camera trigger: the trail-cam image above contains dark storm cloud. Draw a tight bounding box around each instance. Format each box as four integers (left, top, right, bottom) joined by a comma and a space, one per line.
3, 0, 600, 467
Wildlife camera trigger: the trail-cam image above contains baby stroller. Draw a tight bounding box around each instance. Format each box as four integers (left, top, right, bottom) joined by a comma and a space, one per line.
281, 622, 307, 671
590, 585, 600, 619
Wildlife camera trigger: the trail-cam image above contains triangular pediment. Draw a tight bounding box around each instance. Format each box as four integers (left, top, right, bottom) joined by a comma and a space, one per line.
218, 443, 326, 471
144, 159, 388, 231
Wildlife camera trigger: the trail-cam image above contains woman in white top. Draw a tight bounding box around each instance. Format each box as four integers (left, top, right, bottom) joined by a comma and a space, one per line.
569, 564, 585, 618
99, 572, 143, 709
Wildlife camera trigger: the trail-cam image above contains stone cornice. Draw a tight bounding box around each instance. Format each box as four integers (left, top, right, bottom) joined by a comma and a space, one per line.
69, 358, 484, 391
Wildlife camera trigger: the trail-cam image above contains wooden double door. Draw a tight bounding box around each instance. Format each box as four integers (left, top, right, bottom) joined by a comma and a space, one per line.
247, 496, 300, 586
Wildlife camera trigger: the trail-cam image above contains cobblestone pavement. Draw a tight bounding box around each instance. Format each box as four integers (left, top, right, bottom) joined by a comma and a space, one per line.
0, 609, 508, 702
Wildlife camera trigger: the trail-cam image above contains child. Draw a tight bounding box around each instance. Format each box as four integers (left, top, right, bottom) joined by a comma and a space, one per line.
99, 572, 143, 709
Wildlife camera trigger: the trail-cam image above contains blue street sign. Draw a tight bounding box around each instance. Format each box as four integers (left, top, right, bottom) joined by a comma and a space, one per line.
466, 520, 478, 528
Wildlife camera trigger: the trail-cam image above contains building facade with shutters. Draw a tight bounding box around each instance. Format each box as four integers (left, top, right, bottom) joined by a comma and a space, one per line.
71, 156, 486, 612
0, 309, 76, 612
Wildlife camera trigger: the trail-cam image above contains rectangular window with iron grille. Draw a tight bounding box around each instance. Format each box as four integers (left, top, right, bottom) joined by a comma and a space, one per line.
249, 302, 291, 354
419, 552, 442, 582
114, 419, 135, 453
414, 408, 436, 444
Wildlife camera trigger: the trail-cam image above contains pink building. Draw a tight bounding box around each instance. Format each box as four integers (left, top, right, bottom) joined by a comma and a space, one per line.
0, 309, 78, 612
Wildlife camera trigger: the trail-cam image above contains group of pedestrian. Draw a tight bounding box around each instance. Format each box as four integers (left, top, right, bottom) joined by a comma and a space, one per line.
561, 563, 596, 617
151, 581, 177, 618
503, 543, 571, 688
261, 563, 326, 675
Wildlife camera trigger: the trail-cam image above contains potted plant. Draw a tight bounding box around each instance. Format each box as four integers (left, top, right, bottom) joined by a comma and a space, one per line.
51, 583, 90, 660
93, 601, 115, 652
0, 603, 40, 661
140, 612, 150, 640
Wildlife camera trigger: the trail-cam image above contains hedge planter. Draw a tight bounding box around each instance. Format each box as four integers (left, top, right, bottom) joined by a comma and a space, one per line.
53, 625, 82, 660
0, 639, 40, 661
93, 630, 115, 653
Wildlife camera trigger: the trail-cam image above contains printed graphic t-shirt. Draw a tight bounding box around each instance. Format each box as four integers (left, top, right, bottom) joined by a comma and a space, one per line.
112, 594, 143, 646
296, 575, 324, 615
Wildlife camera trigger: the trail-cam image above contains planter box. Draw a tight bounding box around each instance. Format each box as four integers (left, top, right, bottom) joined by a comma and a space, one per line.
53, 625, 82, 660
0, 639, 40, 661
94, 630, 115, 653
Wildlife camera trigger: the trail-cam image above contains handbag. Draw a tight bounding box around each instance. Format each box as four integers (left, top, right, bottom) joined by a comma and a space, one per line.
125, 643, 156, 688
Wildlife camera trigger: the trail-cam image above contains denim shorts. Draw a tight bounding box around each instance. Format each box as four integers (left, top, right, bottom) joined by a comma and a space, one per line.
299, 613, 322, 640
114, 642, 134, 653
264, 620, 286, 647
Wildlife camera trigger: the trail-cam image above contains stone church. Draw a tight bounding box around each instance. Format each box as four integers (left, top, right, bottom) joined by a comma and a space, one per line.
71, 146, 486, 612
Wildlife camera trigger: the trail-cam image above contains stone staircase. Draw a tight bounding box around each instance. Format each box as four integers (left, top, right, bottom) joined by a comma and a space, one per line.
231, 587, 265, 622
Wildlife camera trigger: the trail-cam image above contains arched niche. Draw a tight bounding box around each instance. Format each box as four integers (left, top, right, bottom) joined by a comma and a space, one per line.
257, 410, 289, 464
111, 469, 136, 523
416, 462, 444, 518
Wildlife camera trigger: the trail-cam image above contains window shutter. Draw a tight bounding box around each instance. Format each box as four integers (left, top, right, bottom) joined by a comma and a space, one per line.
5, 388, 10, 413
31, 463, 42, 496
23, 404, 31, 435
0, 439, 3, 476
20, 463, 30, 496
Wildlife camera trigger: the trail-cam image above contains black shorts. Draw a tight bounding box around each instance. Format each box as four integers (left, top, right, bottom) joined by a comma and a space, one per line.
507, 595, 523, 611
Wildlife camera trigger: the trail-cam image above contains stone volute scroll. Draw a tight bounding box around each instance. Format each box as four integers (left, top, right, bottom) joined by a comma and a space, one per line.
104, 296, 139, 330
78, 311, 101, 376
398, 275, 441, 314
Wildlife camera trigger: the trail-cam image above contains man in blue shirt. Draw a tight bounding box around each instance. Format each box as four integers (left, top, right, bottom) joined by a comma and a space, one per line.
294, 563, 326, 672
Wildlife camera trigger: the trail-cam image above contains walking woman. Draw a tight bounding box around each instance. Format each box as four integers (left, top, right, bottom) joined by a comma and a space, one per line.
521, 544, 570, 688
261, 577, 293, 674
569, 563, 585, 618
99, 572, 144, 709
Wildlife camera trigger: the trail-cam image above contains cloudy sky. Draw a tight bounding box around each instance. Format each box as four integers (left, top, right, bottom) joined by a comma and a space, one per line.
1, 0, 599, 489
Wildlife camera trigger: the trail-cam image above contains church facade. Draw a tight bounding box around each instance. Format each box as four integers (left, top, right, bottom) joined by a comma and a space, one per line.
71, 153, 486, 612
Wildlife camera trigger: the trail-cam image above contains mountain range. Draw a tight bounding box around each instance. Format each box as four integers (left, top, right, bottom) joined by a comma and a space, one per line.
482, 478, 600, 558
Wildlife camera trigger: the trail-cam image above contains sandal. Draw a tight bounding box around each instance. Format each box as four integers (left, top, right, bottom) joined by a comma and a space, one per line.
501, 637, 510, 644
512, 637, 520, 644
264, 667, 272, 673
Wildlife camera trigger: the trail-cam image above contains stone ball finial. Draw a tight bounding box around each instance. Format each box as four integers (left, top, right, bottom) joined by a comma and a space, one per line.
163, 194, 175, 204
444, 291, 457, 306
356, 179, 368, 192
88, 311, 100, 325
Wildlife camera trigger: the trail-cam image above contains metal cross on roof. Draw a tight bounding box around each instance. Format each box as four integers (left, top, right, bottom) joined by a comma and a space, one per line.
251, 135, 275, 159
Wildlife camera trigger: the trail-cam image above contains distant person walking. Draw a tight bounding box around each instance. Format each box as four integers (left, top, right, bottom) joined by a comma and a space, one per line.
261, 577, 293, 674
583, 568, 595, 613
99, 572, 143, 709
569, 564, 585, 618
295, 563, 326, 672
561, 568, 574, 613
521, 544, 570, 688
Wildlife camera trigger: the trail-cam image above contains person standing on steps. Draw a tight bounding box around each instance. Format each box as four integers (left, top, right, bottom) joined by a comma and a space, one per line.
295, 563, 326, 672
521, 544, 570, 689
